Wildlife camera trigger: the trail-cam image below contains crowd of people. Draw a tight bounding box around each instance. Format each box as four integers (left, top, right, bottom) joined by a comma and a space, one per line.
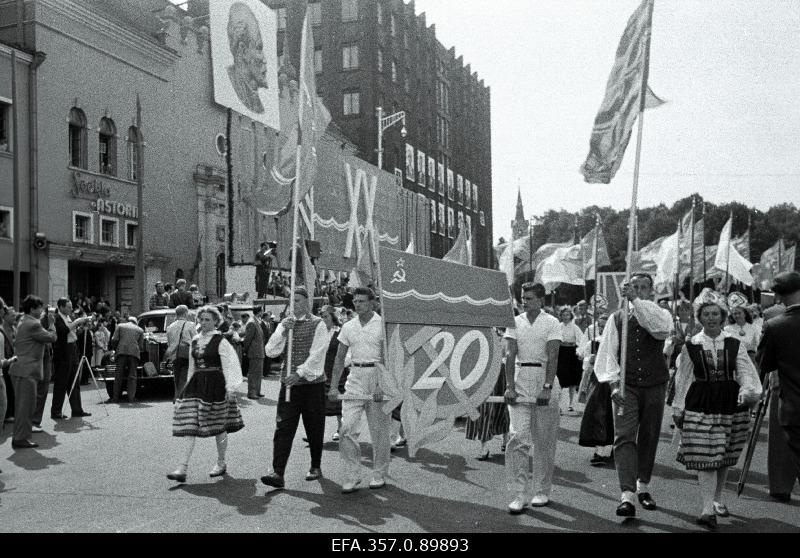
2, 270, 799, 531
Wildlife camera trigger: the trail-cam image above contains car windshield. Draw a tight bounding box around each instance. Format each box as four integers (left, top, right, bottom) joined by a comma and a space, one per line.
138, 312, 196, 334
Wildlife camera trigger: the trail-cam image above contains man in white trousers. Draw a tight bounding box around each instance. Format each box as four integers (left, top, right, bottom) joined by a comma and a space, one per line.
327, 287, 391, 493
504, 282, 562, 513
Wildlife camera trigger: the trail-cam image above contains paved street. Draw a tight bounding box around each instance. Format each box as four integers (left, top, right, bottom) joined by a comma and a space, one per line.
1, 377, 798, 533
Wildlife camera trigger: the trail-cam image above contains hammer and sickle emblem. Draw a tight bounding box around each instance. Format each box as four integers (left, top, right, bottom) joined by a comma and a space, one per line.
391, 268, 407, 284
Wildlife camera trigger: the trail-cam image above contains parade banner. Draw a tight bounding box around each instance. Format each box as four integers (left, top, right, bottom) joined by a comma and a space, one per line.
378, 247, 515, 457
210, 0, 279, 129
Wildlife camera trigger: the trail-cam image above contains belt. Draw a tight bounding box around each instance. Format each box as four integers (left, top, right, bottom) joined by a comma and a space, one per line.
518, 362, 542, 367
351, 362, 376, 368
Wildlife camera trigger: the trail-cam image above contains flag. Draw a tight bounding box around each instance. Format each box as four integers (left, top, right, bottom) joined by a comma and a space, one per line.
271, 9, 331, 198
757, 239, 795, 287
732, 230, 750, 262
498, 243, 515, 287
405, 234, 415, 254
300, 238, 316, 298
713, 216, 753, 286
350, 228, 375, 289
679, 216, 705, 281
581, 0, 664, 184
537, 243, 585, 291
653, 228, 680, 291
580, 225, 612, 278
443, 228, 471, 265
784, 244, 796, 272
631, 233, 669, 275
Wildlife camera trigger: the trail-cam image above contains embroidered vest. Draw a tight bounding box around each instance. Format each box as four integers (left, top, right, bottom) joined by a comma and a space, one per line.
192, 334, 222, 370
685, 337, 740, 382
281, 316, 324, 385
615, 311, 669, 387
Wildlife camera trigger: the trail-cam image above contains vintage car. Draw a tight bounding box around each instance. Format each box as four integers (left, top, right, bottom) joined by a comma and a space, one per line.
97, 308, 197, 399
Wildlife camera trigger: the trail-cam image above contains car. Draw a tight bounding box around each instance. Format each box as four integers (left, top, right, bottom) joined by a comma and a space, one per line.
96, 308, 198, 400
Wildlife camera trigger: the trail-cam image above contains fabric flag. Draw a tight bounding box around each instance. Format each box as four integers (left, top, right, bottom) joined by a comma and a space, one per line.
757, 239, 796, 287
713, 217, 753, 286
300, 238, 317, 298
580, 225, 612, 278
653, 227, 680, 291
405, 233, 415, 254
537, 243, 585, 291
443, 228, 471, 265
499, 243, 515, 287
272, 9, 331, 197
581, 0, 664, 184
350, 228, 375, 289
732, 230, 750, 262
784, 244, 796, 272
679, 216, 705, 281
631, 233, 669, 275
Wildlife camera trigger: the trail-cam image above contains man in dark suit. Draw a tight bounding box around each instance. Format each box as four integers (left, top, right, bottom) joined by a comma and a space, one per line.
51, 298, 93, 419
260, 311, 274, 378
110, 317, 144, 403
168, 279, 195, 309
243, 306, 265, 399
10, 296, 57, 449
758, 271, 800, 487
32, 310, 54, 433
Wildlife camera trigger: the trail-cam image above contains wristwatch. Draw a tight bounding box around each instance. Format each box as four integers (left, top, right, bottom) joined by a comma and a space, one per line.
542, 382, 553, 389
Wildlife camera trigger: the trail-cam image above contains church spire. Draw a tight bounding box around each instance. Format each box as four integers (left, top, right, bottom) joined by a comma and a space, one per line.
515, 187, 525, 222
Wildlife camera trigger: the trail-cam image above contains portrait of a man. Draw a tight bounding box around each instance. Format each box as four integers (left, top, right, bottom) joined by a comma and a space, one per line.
210, 0, 279, 129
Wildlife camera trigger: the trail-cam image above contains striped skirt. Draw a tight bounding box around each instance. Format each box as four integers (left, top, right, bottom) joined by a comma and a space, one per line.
466, 366, 509, 443
677, 380, 750, 470
172, 368, 244, 438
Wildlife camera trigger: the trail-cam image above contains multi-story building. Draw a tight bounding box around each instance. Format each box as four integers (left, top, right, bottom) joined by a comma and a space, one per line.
268, 0, 493, 266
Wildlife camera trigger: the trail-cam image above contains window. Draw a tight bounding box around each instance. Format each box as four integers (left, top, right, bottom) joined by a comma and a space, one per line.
430, 200, 437, 232
0, 101, 10, 152
376, 2, 383, 24
479, 210, 485, 226
215, 133, 227, 156
68, 107, 87, 169
309, 2, 322, 26
342, 44, 359, 70
100, 217, 119, 247
465, 179, 471, 207
314, 47, 323, 74
457, 175, 464, 205
377, 49, 383, 72
125, 221, 138, 249
472, 183, 479, 210
390, 13, 396, 36
437, 203, 445, 235
341, 0, 358, 22
448, 207, 455, 239
343, 91, 360, 115
0, 207, 12, 240
127, 126, 142, 181
277, 7, 287, 30
98, 117, 116, 176
391, 60, 397, 82
73, 211, 94, 244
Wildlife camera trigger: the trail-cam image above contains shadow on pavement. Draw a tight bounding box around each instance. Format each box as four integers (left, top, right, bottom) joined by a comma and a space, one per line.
6, 449, 64, 471
404, 448, 484, 489
52, 418, 103, 435
176, 476, 270, 516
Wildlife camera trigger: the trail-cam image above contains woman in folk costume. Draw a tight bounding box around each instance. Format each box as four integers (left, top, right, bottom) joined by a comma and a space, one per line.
723, 292, 760, 360
556, 306, 584, 415
321, 305, 349, 442
167, 306, 244, 482
577, 311, 614, 466
466, 326, 509, 460
672, 289, 761, 529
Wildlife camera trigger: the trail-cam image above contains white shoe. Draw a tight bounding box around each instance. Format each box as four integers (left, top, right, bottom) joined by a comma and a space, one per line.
342, 479, 362, 493
209, 463, 227, 477
530, 494, 550, 507
369, 476, 386, 489
508, 494, 529, 514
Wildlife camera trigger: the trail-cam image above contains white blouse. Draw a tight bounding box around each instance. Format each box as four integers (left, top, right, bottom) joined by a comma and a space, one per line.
723, 322, 761, 353
186, 330, 243, 392
560, 321, 584, 345
672, 330, 762, 412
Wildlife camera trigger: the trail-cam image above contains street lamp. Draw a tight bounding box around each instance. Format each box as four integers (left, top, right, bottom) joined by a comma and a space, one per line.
376, 105, 406, 170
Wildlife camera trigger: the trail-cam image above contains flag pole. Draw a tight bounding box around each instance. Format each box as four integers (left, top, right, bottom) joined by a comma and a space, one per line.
724, 211, 732, 294
689, 195, 696, 303
592, 214, 600, 352
367, 223, 391, 407
284, 141, 303, 403
619, 0, 655, 413
673, 217, 681, 318
702, 200, 707, 286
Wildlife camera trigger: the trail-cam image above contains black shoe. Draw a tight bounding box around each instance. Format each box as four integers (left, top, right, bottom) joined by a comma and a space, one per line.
260, 472, 285, 489
12, 440, 39, 449
247, 395, 259, 400
616, 501, 636, 517
770, 492, 791, 502
305, 468, 322, 481
72, 411, 92, 418
167, 470, 187, 483
638, 492, 657, 510
696, 514, 717, 530
51, 413, 68, 420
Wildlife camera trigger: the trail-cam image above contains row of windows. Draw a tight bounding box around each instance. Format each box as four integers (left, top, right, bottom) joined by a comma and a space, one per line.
0, 101, 10, 152
68, 107, 142, 180
72, 211, 138, 249
428, 202, 485, 238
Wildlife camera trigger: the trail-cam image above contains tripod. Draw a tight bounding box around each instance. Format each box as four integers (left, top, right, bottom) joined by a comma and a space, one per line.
66, 325, 109, 417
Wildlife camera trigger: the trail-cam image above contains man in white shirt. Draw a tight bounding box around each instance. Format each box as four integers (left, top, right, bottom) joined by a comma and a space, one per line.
165, 305, 195, 400
261, 286, 330, 488
594, 273, 673, 518
503, 282, 563, 513
328, 287, 390, 493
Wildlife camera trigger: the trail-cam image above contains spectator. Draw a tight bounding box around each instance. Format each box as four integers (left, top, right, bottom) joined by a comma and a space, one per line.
165, 305, 194, 400
149, 282, 169, 310
169, 279, 195, 309
189, 285, 204, 308
243, 307, 265, 399
0, 299, 15, 427
93, 318, 111, 368
109, 314, 144, 403
51, 298, 93, 420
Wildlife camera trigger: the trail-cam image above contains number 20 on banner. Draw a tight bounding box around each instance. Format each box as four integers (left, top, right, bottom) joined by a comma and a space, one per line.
411, 329, 490, 392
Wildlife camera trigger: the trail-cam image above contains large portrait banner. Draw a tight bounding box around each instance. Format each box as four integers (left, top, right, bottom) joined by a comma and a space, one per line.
210, 0, 280, 129
376, 247, 515, 457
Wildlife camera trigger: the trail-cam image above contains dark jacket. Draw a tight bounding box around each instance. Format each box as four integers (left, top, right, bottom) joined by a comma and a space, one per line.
10, 315, 57, 380
758, 304, 800, 426
242, 320, 265, 360
168, 290, 195, 309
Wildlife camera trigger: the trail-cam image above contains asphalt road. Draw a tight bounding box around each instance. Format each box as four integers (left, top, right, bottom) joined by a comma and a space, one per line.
1, 376, 798, 533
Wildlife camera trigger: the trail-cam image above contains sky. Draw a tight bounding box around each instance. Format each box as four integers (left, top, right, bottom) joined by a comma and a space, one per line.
411, 0, 800, 243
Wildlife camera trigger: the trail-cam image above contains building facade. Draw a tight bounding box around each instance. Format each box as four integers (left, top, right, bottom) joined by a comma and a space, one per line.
268, 0, 493, 266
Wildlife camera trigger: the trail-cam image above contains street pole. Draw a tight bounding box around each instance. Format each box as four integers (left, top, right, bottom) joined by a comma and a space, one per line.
528, 219, 533, 278
11, 50, 20, 308
134, 94, 145, 315
376, 105, 383, 170
689, 195, 696, 303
